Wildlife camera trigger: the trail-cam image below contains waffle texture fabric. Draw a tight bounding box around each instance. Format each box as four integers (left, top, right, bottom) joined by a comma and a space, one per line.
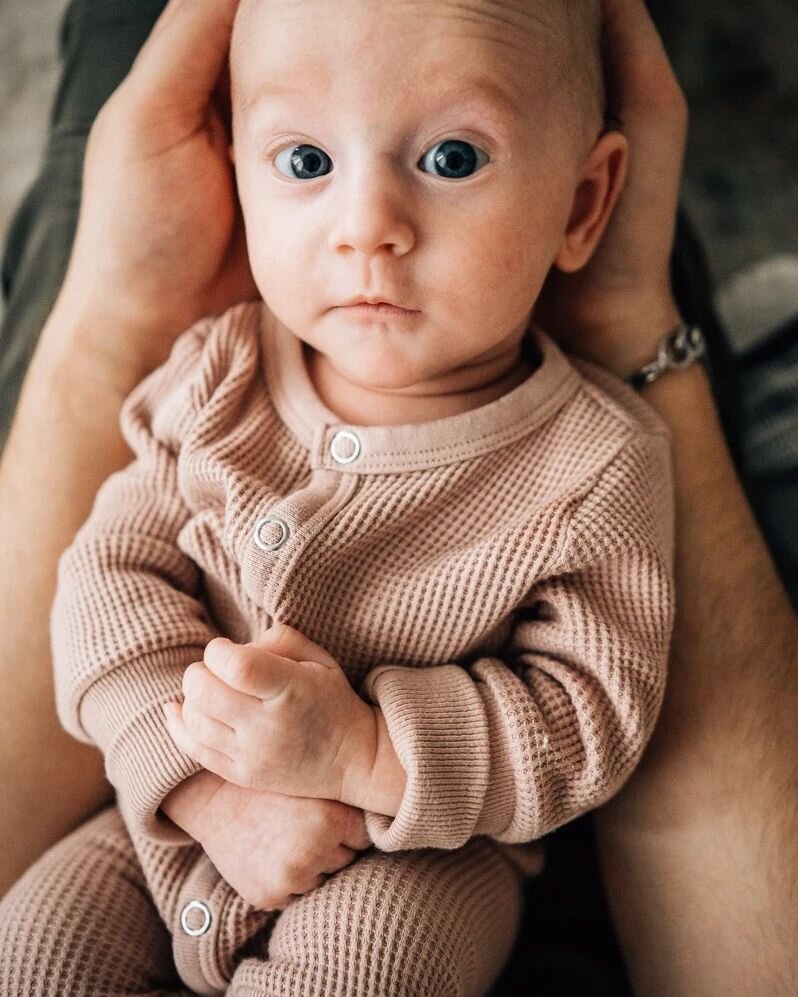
0, 803, 524, 996
32, 299, 673, 992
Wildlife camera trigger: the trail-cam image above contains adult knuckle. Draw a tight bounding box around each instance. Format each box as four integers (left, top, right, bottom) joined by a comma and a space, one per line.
319, 800, 347, 834
281, 863, 304, 892
289, 848, 313, 878
308, 807, 335, 838
283, 859, 304, 889
285, 848, 316, 883
344, 808, 369, 847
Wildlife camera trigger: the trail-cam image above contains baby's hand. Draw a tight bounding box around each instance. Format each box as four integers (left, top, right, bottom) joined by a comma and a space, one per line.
163, 624, 378, 803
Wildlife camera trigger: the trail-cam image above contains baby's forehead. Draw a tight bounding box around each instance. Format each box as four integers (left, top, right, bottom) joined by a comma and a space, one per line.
232, 0, 572, 95
231, 0, 598, 133
233, 0, 572, 61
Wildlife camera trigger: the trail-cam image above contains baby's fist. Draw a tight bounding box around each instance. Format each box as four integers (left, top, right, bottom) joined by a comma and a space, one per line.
164, 625, 378, 803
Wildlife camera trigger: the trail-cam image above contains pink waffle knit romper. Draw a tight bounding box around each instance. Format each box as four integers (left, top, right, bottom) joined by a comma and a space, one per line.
0, 300, 675, 996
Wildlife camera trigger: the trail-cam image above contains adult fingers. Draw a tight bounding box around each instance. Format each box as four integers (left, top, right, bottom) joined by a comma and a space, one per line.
601, 0, 688, 121
290, 845, 360, 897
123, 0, 241, 124
599, 0, 688, 246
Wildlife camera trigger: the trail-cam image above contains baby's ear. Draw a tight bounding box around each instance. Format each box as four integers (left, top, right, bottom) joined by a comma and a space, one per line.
553, 130, 628, 273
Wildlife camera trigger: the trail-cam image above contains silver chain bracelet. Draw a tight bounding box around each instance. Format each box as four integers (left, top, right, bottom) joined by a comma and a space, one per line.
626, 324, 706, 390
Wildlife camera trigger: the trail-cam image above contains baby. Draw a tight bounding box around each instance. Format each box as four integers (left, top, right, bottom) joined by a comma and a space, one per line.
9, 0, 675, 994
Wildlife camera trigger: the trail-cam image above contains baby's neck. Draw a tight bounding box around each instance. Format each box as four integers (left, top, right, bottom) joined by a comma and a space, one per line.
303, 341, 539, 427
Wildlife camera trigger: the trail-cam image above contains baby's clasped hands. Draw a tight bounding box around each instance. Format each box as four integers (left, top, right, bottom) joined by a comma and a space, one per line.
162, 623, 388, 807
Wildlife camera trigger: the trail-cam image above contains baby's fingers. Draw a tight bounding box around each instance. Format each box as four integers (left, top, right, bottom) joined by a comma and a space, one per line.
182, 659, 256, 727
162, 702, 239, 783
204, 637, 295, 699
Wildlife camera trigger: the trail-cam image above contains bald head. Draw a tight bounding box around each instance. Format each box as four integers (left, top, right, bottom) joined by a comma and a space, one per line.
231, 0, 606, 145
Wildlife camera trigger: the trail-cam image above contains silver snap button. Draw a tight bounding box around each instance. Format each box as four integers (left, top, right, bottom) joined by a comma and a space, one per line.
180, 899, 212, 937
330, 429, 361, 464
253, 514, 290, 552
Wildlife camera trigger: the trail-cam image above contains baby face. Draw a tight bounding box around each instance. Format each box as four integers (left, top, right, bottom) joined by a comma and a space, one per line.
230, 0, 608, 398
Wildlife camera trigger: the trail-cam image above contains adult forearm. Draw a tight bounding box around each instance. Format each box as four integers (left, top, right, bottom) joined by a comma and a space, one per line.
594, 361, 798, 995
0, 296, 158, 891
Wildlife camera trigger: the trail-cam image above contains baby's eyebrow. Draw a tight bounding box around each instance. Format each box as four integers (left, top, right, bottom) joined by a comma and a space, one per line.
238, 73, 526, 124
430, 75, 526, 122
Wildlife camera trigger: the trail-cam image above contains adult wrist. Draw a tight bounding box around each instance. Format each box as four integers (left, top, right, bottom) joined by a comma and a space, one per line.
596, 300, 687, 381
36, 290, 170, 401
625, 323, 706, 390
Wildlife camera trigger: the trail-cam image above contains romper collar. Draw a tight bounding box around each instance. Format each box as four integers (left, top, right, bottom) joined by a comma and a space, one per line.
260, 302, 580, 474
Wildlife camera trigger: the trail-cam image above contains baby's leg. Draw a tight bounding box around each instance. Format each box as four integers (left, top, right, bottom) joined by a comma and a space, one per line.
0, 804, 193, 997
227, 836, 524, 997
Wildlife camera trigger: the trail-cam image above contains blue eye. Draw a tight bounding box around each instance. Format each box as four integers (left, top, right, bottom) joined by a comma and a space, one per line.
274, 143, 333, 180
419, 139, 489, 180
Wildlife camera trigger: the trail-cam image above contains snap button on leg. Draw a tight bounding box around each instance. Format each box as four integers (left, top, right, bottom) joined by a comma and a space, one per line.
180, 899, 213, 937
253, 514, 291, 552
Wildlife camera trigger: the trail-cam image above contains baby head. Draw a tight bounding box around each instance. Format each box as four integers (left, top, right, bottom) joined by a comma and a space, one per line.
229, 0, 627, 398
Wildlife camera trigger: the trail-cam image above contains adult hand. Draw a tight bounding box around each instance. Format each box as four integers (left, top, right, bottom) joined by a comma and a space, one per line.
163, 771, 372, 911
56, 0, 257, 375
535, 0, 689, 376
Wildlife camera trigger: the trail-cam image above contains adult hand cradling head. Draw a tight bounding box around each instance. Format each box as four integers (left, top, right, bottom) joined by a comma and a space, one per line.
55, 0, 258, 377
536, 0, 690, 375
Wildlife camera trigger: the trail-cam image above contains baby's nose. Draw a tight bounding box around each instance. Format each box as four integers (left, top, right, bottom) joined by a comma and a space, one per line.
327, 159, 415, 257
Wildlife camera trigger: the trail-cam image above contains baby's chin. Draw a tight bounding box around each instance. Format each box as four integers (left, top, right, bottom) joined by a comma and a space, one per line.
329, 356, 432, 392
313, 343, 448, 394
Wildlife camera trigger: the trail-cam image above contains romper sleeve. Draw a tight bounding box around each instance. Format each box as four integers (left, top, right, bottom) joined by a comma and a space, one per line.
50, 316, 222, 847
359, 431, 675, 852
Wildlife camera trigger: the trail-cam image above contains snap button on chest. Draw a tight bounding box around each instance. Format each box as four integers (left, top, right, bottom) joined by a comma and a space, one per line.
253, 514, 291, 552
330, 429, 361, 464
180, 899, 213, 937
